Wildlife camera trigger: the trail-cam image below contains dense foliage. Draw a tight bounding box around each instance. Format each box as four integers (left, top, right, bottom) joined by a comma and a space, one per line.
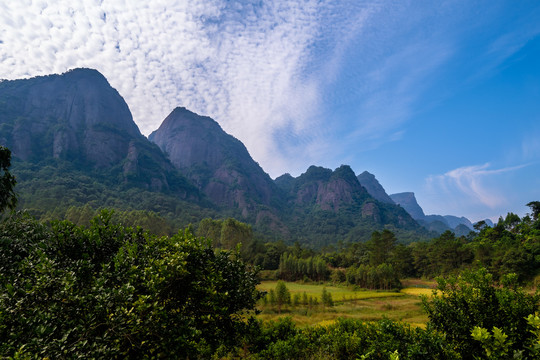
239, 317, 460, 359
0, 146, 17, 213
12, 159, 218, 232
0, 211, 261, 358
423, 269, 540, 359
278, 252, 330, 281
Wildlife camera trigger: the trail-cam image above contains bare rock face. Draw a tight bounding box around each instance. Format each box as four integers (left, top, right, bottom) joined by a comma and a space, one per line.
0, 68, 139, 165
149, 107, 281, 217
361, 201, 381, 222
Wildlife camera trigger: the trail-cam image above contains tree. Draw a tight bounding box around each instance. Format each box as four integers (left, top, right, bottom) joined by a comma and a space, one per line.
527, 201, 540, 221
275, 280, 291, 314
321, 287, 333, 307
474, 220, 487, 231
367, 229, 396, 266
0, 146, 17, 213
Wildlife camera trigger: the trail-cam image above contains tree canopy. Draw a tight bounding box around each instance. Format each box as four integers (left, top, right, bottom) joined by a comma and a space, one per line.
0, 146, 17, 213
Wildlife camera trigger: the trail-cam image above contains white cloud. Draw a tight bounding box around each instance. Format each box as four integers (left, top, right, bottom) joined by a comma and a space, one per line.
425, 163, 529, 214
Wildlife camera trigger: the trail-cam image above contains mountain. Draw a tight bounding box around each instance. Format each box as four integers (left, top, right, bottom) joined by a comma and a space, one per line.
276, 165, 427, 247
148, 107, 283, 223
1, 68, 432, 247
389, 192, 426, 219
390, 192, 474, 235
357, 171, 395, 204
0, 68, 139, 166
0, 68, 197, 197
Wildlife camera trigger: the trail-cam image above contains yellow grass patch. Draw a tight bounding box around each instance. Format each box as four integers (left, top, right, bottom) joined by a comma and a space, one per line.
257, 281, 404, 301
401, 287, 435, 297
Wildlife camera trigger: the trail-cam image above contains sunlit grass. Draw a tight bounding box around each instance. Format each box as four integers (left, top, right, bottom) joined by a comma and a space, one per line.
256, 281, 431, 327
257, 281, 404, 301
401, 287, 435, 297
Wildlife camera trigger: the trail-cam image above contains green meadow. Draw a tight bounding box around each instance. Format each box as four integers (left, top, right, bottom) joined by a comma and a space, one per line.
256, 280, 435, 327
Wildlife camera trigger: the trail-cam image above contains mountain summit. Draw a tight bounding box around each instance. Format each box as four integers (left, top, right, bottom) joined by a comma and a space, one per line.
0, 68, 197, 196
390, 192, 474, 235
149, 107, 281, 219
0, 68, 140, 166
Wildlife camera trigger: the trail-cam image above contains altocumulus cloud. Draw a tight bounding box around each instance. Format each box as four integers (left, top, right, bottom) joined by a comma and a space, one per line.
0, 0, 373, 176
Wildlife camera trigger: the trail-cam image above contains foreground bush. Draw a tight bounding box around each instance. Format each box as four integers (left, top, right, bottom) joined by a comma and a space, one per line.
0, 211, 261, 358
423, 268, 540, 359
239, 317, 460, 359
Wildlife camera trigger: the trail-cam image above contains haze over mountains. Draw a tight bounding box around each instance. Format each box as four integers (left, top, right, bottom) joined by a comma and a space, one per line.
0, 68, 479, 246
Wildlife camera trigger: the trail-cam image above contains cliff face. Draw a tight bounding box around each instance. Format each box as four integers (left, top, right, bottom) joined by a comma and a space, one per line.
149, 107, 281, 218
0, 69, 197, 197
0, 68, 140, 166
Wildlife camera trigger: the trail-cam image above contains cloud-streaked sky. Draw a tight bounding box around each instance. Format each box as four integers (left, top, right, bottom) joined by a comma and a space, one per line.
1, 0, 539, 222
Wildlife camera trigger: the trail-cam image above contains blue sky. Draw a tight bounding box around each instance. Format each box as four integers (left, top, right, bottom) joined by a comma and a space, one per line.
0, 1, 539, 222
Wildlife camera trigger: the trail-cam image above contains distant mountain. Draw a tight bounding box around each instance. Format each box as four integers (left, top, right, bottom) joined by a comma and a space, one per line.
0, 68, 433, 247
390, 192, 474, 235
357, 171, 395, 204
389, 192, 426, 219
443, 215, 474, 230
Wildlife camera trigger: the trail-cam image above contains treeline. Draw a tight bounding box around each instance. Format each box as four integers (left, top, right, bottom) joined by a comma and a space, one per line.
193, 203, 540, 289
277, 253, 329, 281
323, 205, 540, 283
345, 263, 401, 290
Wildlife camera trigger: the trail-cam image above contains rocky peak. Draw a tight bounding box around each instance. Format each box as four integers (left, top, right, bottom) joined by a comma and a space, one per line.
0, 68, 141, 166
274, 173, 295, 192
292, 165, 368, 211
149, 107, 281, 218
357, 171, 395, 204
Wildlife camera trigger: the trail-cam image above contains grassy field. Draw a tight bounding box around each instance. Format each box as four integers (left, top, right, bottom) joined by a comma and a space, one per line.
256, 280, 435, 327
